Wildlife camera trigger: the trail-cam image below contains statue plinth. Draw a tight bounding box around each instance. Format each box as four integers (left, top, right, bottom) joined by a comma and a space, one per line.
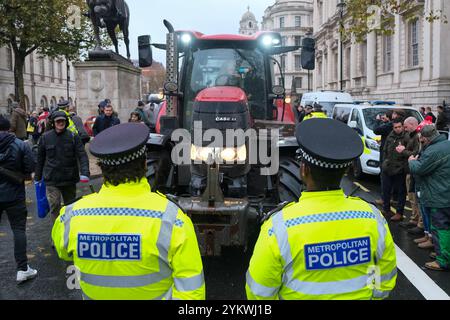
74, 51, 141, 123
88, 49, 133, 66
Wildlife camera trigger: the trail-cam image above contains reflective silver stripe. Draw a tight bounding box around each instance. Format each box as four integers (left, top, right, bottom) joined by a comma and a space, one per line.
81, 290, 92, 300
287, 274, 370, 295
272, 211, 295, 287
370, 204, 387, 262
246, 271, 279, 298
155, 287, 173, 300
63, 204, 76, 252
373, 289, 390, 299
272, 212, 293, 268
380, 267, 397, 282
156, 201, 178, 276
80, 271, 169, 288
174, 272, 204, 292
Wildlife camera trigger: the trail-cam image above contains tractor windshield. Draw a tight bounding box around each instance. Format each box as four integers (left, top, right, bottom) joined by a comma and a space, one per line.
183, 47, 268, 130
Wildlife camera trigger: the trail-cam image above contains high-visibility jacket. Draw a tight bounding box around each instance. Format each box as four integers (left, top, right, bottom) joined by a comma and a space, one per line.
61, 109, 79, 135
52, 178, 205, 300
303, 112, 328, 120
246, 189, 397, 300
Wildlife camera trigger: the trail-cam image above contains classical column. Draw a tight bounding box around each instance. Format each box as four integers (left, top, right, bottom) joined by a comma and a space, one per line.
393, 14, 401, 86
350, 35, 357, 89
366, 31, 377, 88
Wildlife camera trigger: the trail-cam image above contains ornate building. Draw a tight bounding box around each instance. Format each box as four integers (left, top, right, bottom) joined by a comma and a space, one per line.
313, 0, 450, 108
239, 6, 259, 36
261, 0, 314, 95
0, 46, 76, 114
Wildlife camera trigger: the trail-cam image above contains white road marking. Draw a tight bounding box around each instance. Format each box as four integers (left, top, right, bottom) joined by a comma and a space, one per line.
395, 244, 450, 300
353, 182, 370, 193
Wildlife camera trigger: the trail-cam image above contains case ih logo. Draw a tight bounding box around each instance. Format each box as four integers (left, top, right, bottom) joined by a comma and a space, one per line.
216, 117, 237, 122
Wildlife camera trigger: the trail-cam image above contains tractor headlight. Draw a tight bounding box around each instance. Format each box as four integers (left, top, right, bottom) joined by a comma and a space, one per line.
190, 145, 247, 163
181, 33, 192, 44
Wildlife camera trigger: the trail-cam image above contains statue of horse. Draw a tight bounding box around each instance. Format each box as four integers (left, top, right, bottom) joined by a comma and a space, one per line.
86, 0, 131, 59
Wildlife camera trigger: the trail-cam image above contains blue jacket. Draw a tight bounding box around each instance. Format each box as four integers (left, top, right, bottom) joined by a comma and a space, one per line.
0, 132, 36, 202
409, 134, 450, 208
92, 115, 120, 136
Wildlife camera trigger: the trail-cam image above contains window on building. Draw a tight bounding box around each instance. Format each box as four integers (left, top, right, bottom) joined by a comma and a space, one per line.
359, 42, 367, 76
49, 59, 55, 82
294, 55, 302, 71
294, 77, 302, 89
280, 55, 286, 71
58, 60, 63, 84
39, 57, 45, 81
281, 36, 288, 46
383, 35, 392, 72
249, 21, 252, 28
295, 16, 301, 28
280, 16, 285, 29
334, 52, 339, 81
295, 36, 302, 47
345, 47, 351, 79
6, 46, 13, 71
409, 19, 419, 67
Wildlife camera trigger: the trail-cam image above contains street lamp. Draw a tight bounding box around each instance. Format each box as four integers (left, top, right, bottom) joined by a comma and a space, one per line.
337, 0, 346, 91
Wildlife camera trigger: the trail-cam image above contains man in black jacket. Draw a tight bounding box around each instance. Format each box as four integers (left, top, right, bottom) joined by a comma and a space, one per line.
35, 111, 90, 223
92, 104, 120, 136
381, 118, 409, 221
0, 115, 37, 282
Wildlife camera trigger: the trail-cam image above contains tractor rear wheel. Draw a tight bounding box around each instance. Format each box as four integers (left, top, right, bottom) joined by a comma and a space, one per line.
278, 157, 303, 202
146, 150, 171, 193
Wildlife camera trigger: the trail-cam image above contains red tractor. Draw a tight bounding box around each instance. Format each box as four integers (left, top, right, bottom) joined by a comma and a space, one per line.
139, 20, 314, 255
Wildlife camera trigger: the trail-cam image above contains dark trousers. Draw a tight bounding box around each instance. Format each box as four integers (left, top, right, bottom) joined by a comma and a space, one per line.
47, 185, 77, 221
382, 172, 407, 214
0, 200, 28, 271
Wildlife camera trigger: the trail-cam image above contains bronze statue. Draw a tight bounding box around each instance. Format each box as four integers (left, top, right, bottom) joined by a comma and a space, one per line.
86, 0, 131, 59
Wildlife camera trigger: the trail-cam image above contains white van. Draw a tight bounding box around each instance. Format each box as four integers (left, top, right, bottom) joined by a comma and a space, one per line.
332, 102, 424, 179
300, 91, 353, 117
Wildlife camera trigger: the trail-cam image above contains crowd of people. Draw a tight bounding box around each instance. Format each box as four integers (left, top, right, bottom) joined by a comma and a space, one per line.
0, 96, 163, 283
374, 108, 450, 271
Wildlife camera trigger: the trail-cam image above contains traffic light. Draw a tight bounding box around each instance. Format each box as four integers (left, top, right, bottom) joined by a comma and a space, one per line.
301, 37, 316, 70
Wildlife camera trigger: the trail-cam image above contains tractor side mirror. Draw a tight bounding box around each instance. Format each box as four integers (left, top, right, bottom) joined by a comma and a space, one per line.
138, 35, 153, 68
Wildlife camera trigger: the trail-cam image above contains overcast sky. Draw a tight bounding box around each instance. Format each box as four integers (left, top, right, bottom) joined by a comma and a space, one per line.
116, 0, 276, 64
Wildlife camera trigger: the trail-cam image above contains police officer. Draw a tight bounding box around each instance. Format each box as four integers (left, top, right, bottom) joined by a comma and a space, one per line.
246, 118, 397, 300
303, 103, 328, 120
52, 123, 205, 300
57, 100, 78, 135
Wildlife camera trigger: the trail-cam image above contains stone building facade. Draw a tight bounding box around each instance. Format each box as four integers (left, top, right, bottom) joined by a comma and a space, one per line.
261, 0, 314, 95
0, 45, 76, 114
313, 0, 450, 108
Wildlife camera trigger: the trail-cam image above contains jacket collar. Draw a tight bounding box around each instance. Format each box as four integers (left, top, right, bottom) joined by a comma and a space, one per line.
299, 189, 345, 202
98, 178, 151, 197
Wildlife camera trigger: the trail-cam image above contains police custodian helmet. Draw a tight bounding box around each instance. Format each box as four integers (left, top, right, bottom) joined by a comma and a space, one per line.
295, 118, 364, 169
89, 123, 150, 166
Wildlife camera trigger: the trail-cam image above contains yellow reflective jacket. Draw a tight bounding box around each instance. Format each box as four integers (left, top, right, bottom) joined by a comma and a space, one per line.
52, 178, 205, 300
303, 112, 328, 120
246, 190, 397, 300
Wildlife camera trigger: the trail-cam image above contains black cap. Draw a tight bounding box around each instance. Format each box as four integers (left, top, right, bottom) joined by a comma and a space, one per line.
58, 100, 70, 108
89, 123, 150, 166
51, 111, 68, 122
0, 115, 10, 131
138, 100, 145, 107
296, 118, 363, 169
